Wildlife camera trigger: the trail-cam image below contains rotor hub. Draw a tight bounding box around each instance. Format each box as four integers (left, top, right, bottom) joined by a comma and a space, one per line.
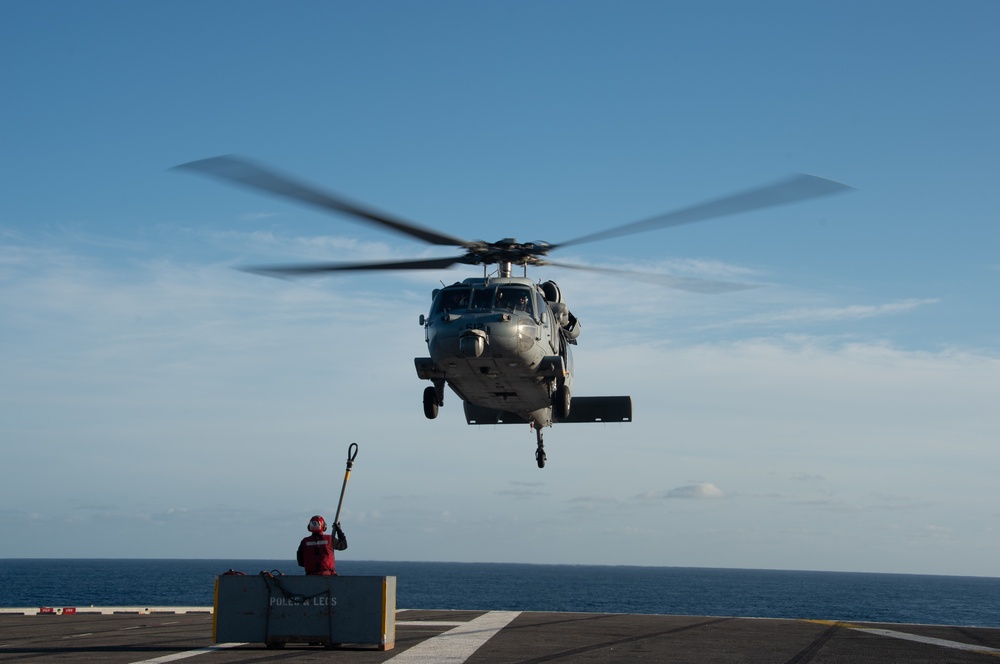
464, 239, 553, 266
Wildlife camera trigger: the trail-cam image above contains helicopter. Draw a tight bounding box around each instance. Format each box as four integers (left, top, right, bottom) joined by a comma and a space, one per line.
174, 156, 851, 468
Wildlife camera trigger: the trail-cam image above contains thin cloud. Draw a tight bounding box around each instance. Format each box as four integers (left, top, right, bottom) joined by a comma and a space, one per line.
545, 255, 761, 298
77, 503, 119, 511
710, 298, 939, 329
498, 488, 550, 499
789, 473, 825, 483
237, 211, 283, 222
636, 483, 726, 500
567, 495, 619, 505
3, 224, 1000, 569
200, 228, 396, 261
556, 255, 760, 280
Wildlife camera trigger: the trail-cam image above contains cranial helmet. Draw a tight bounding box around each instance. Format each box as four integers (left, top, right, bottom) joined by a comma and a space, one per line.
307, 515, 327, 533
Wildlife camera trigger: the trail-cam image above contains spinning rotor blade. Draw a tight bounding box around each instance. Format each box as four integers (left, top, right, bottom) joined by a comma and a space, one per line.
544, 260, 758, 294
555, 173, 852, 249
239, 255, 468, 278
173, 155, 471, 248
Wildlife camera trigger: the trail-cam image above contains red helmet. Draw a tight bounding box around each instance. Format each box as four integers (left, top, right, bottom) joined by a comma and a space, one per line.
307, 515, 327, 533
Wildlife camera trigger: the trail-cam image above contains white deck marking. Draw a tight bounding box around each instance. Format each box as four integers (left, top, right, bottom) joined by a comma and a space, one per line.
809, 621, 1000, 657
857, 627, 1000, 656
127, 642, 246, 664
388, 611, 521, 663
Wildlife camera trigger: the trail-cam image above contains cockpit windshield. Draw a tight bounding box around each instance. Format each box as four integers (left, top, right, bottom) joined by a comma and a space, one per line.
432, 284, 534, 316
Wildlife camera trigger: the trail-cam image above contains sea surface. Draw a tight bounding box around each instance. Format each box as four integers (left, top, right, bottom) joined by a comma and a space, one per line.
2, 560, 999, 628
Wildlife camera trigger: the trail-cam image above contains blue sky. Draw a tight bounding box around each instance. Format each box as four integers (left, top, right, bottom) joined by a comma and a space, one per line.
2, 2, 998, 577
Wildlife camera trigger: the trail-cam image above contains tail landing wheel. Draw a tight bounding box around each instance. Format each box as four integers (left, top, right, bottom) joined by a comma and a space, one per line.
535, 428, 546, 469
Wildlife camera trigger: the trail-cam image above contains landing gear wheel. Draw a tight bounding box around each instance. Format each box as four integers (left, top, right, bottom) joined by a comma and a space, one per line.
422, 385, 439, 419
535, 429, 546, 468
553, 384, 571, 419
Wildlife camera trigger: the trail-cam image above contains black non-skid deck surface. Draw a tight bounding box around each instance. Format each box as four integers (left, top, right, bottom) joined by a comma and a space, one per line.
2, 609, 1000, 663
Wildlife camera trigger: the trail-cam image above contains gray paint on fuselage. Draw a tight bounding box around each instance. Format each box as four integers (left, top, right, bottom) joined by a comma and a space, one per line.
422, 277, 570, 427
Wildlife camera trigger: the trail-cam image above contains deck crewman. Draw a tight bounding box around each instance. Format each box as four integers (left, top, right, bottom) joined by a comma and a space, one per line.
297, 515, 347, 576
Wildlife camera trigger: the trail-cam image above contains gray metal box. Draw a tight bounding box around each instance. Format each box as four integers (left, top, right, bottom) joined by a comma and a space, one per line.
214, 574, 395, 650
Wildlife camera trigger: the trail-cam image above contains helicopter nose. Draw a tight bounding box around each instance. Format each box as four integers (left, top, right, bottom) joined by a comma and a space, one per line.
459, 329, 486, 358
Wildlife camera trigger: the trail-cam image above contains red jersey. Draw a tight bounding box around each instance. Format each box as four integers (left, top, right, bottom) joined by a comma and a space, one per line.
297, 531, 346, 575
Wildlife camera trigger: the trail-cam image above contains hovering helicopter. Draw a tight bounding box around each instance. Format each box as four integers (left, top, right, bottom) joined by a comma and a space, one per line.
174, 156, 851, 468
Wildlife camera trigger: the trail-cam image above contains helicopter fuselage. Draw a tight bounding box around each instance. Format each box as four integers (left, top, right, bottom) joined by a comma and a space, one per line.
415, 276, 576, 428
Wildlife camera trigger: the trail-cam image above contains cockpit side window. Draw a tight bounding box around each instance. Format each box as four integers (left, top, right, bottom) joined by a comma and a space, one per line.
432, 287, 471, 314
496, 287, 533, 314
535, 292, 547, 325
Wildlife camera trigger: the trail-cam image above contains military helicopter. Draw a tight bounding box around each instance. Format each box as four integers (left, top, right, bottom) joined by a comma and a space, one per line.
175, 156, 851, 467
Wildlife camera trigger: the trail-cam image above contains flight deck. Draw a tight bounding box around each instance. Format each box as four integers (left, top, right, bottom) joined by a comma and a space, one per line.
3, 607, 1000, 663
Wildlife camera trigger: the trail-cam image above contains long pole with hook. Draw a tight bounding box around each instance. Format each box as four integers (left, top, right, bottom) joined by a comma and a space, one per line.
334, 443, 359, 527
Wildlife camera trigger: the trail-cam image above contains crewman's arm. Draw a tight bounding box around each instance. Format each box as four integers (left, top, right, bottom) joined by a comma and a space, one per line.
333, 523, 348, 550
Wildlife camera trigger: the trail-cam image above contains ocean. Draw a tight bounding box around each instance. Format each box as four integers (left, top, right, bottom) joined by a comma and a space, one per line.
2, 560, 999, 628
